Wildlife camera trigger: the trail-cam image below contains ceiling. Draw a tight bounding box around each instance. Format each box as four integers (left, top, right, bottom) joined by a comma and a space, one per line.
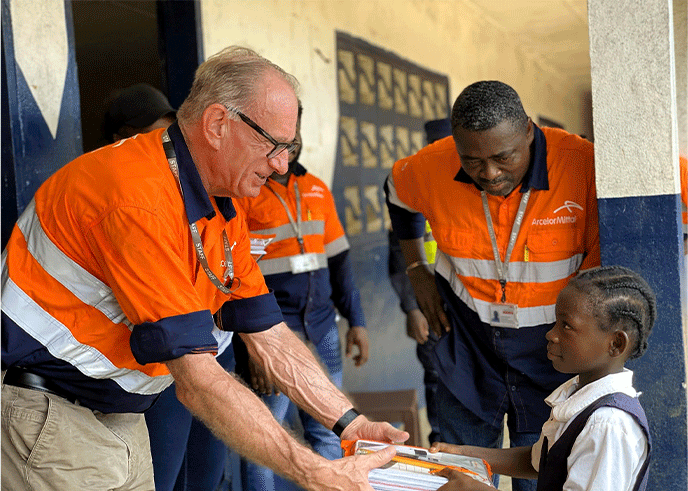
466, 0, 591, 91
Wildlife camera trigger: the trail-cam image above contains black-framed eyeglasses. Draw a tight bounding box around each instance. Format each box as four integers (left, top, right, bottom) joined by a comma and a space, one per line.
227, 106, 298, 159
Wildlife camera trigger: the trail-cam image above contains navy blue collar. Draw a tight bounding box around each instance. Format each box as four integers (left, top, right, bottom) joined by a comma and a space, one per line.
267, 162, 308, 186
166, 122, 237, 222
453, 123, 549, 193
293, 162, 307, 176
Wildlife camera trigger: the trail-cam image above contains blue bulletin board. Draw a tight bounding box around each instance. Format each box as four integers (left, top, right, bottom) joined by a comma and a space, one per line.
332, 32, 450, 403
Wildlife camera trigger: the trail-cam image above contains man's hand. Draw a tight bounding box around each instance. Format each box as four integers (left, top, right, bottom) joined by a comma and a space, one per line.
315, 446, 397, 491
407, 266, 451, 338
248, 355, 279, 395
340, 413, 409, 444
406, 308, 430, 344
346, 326, 369, 367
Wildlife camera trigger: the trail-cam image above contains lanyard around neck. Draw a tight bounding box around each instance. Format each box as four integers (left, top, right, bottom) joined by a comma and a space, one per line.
162, 130, 241, 295
481, 189, 531, 303
265, 179, 306, 254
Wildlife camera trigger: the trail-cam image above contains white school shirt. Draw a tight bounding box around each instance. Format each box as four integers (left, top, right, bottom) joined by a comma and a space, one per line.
531, 369, 648, 491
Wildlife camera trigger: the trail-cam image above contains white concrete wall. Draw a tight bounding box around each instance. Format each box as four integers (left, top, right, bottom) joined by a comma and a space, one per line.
675, 0, 687, 155
200, 0, 591, 187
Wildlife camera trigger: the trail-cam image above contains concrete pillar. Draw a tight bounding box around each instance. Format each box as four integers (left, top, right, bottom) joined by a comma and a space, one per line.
588, 0, 687, 488
675, 0, 686, 155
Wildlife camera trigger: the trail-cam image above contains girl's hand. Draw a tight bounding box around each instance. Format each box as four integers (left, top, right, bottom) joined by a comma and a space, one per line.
430, 442, 464, 455
436, 468, 492, 490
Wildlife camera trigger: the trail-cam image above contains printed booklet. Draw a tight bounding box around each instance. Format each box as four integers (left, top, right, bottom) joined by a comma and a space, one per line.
341, 439, 495, 490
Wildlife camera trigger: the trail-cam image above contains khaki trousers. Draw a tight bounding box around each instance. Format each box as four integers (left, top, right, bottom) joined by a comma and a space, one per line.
1, 383, 154, 491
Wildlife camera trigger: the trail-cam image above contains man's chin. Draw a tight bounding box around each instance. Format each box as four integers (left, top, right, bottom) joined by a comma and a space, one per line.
484, 181, 514, 196
244, 186, 263, 198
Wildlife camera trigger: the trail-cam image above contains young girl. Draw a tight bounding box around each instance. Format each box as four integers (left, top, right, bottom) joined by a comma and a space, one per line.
431, 265, 656, 491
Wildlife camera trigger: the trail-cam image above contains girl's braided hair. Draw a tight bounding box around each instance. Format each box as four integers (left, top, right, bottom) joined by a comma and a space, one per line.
569, 266, 656, 359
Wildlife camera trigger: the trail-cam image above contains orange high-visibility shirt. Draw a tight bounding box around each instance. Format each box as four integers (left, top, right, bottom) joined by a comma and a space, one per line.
386, 125, 599, 431
1, 124, 281, 412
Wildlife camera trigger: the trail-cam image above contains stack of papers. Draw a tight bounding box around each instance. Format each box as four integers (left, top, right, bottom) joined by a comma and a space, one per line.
367, 467, 449, 491
342, 440, 495, 491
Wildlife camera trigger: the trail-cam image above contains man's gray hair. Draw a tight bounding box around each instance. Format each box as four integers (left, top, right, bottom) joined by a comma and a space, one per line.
451, 80, 528, 133
177, 46, 299, 123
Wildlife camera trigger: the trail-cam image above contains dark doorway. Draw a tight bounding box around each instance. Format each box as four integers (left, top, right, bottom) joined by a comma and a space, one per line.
72, 0, 164, 152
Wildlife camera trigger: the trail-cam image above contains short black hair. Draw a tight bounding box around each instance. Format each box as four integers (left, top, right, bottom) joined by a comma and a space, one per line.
569, 266, 657, 360
451, 80, 528, 133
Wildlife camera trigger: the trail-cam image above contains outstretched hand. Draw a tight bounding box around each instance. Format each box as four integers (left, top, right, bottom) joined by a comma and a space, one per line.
316, 445, 397, 491
340, 414, 409, 445
430, 442, 463, 455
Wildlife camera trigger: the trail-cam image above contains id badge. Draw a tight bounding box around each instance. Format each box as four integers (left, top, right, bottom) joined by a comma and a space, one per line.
488, 302, 519, 328
289, 253, 319, 274
249, 237, 273, 257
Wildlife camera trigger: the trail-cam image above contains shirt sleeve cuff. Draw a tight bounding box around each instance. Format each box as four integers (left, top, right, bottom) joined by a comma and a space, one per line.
130, 310, 217, 365
220, 293, 283, 333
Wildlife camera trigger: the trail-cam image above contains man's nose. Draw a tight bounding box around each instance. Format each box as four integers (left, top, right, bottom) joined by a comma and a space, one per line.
481, 162, 502, 181
268, 151, 289, 174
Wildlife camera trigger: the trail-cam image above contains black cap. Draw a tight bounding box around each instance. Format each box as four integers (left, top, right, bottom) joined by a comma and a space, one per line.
424, 118, 452, 144
103, 83, 175, 137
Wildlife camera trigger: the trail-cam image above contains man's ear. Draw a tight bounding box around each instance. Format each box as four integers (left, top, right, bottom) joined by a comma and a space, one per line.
609, 330, 629, 358
202, 104, 230, 150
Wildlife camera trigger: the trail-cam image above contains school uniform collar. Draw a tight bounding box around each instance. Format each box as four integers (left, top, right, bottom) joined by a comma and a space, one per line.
453, 123, 550, 193
166, 122, 237, 222
545, 369, 638, 423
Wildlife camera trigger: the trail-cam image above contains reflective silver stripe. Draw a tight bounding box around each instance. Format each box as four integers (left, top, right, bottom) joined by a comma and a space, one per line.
386, 174, 421, 213
6, 201, 230, 391
325, 235, 350, 258
257, 253, 328, 276
435, 251, 557, 327
251, 220, 325, 242
1, 256, 173, 394
17, 200, 128, 324
450, 254, 583, 283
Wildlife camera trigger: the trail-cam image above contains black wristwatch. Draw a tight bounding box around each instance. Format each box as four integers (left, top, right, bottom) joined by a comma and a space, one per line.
332, 408, 361, 437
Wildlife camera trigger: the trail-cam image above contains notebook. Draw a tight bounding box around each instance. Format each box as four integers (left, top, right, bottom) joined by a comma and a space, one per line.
342, 439, 495, 490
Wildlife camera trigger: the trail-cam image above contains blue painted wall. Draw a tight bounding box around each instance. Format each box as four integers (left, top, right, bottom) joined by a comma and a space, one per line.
598, 193, 687, 491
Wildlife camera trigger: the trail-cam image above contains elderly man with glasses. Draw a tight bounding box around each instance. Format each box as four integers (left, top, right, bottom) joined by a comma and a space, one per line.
1, 46, 405, 491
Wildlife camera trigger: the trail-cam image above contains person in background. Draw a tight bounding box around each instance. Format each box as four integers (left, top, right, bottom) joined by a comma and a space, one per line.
233, 102, 368, 491
2, 46, 405, 491
102, 82, 177, 143
432, 265, 654, 491
387, 117, 451, 446
385, 80, 600, 490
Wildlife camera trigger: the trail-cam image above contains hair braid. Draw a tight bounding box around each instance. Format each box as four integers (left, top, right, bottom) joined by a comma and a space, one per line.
571, 266, 656, 359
